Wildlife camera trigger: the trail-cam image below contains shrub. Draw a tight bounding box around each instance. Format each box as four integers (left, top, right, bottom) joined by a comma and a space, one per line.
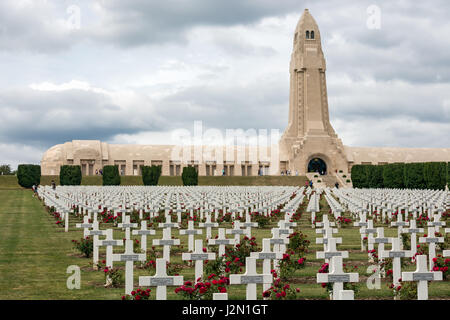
102, 165, 121, 186
287, 231, 310, 254
122, 288, 152, 300
72, 237, 93, 258
262, 271, 301, 300
59, 165, 82, 186
423, 162, 446, 190
383, 163, 405, 189
175, 274, 229, 300
103, 266, 123, 288
17, 164, 41, 188
404, 163, 426, 189
142, 165, 162, 186
369, 165, 384, 188
447, 162, 450, 188
182, 166, 198, 186
350, 165, 368, 188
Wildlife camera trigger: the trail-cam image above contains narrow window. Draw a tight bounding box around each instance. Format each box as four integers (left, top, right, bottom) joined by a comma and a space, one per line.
306, 31, 310, 39
311, 31, 315, 39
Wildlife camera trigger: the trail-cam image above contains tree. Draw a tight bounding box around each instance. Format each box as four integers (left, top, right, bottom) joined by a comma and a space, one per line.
423, 162, 446, 190
181, 166, 198, 186
17, 164, 41, 188
382, 163, 405, 189
102, 165, 121, 186
368, 165, 384, 188
60, 165, 82, 186
142, 165, 162, 186
404, 163, 426, 189
0, 164, 13, 175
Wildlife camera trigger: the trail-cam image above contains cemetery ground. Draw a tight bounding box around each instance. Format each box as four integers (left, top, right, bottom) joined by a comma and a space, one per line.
0, 179, 448, 300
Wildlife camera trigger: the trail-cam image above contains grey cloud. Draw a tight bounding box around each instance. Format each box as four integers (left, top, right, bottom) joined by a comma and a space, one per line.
91, 0, 303, 47
153, 74, 289, 131
0, 87, 161, 147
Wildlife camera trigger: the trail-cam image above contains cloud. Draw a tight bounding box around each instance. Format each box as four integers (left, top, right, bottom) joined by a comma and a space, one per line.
1, 1, 450, 168
0, 82, 162, 147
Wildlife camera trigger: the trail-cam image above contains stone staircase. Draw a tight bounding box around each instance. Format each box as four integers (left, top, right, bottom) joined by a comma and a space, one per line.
306, 173, 350, 188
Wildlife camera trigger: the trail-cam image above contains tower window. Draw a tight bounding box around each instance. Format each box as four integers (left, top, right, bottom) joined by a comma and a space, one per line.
311, 31, 315, 39
306, 31, 310, 39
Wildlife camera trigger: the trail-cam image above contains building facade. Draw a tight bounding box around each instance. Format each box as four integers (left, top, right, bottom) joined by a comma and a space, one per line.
41, 9, 450, 177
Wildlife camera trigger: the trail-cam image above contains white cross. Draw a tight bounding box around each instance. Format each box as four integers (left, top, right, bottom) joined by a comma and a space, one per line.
419, 227, 444, 270
427, 214, 446, 233
179, 220, 202, 252
95, 229, 123, 268
158, 214, 179, 235
213, 293, 228, 300
229, 257, 272, 300
362, 220, 377, 261
199, 214, 218, 239
315, 214, 335, 228
316, 237, 349, 264
153, 228, 180, 262
139, 258, 184, 300
369, 227, 389, 264
112, 239, 146, 295
391, 214, 409, 249
401, 255, 443, 300
226, 220, 245, 244
402, 219, 424, 257
316, 227, 342, 252
86, 221, 106, 268
118, 215, 138, 240
269, 228, 289, 271
208, 228, 236, 257
75, 216, 92, 238
381, 238, 412, 285
316, 256, 359, 300
242, 214, 258, 238
182, 239, 216, 283
132, 220, 155, 253
250, 238, 283, 292
354, 214, 368, 251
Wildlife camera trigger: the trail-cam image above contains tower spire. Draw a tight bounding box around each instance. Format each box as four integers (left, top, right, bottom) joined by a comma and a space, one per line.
280, 9, 347, 175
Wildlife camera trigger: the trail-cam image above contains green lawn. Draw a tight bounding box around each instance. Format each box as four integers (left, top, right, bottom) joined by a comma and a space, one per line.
0, 187, 448, 300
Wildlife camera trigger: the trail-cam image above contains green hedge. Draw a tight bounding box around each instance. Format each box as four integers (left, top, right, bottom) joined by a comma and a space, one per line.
142, 165, 162, 186
423, 162, 446, 190
349, 165, 367, 188
369, 165, 384, 188
383, 163, 405, 189
404, 163, 426, 189
448, 162, 450, 187
59, 165, 82, 186
181, 166, 198, 186
102, 165, 121, 186
17, 164, 41, 188
351, 162, 448, 190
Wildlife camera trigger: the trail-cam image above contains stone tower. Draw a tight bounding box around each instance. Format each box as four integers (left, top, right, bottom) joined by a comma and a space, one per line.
279, 9, 348, 175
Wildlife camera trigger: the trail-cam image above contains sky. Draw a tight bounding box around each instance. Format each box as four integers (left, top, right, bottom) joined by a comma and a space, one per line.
1, 0, 450, 169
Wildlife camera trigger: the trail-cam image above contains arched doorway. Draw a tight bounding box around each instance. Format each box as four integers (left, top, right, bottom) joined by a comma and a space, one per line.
308, 158, 327, 175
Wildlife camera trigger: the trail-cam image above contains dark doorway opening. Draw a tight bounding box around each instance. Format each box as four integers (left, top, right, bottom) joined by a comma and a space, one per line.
308, 158, 327, 175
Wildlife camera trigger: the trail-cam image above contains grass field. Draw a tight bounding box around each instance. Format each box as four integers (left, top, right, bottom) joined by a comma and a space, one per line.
0, 183, 448, 300
3, 175, 309, 188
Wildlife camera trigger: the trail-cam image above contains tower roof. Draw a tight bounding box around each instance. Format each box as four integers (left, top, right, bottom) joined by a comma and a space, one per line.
295, 9, 321, 40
